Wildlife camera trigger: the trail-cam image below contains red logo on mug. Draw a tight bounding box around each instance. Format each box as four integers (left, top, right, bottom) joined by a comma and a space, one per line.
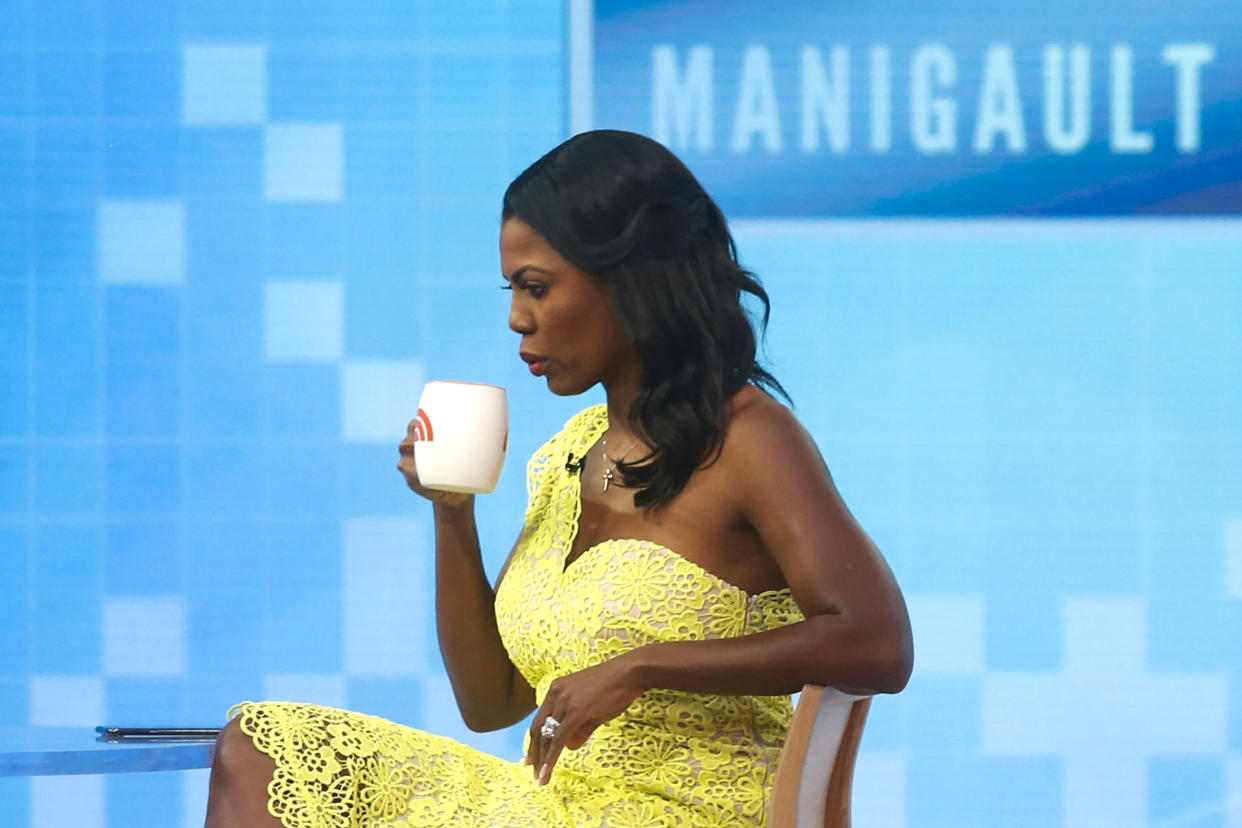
413, 408, 434, 442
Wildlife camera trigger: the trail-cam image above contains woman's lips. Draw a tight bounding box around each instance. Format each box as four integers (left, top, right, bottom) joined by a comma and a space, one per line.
521, 352, 549, 376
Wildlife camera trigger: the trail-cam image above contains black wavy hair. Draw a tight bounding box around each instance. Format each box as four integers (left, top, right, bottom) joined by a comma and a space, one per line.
502, 129, 788, 508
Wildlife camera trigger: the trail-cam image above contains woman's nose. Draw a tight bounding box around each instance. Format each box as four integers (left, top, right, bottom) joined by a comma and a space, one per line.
508, 295, 533, 334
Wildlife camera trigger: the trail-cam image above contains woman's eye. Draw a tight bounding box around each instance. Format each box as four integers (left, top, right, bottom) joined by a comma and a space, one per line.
502, 278, 547, 298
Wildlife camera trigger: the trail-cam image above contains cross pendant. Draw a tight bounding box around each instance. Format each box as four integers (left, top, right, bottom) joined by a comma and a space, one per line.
601, 468, 614, 492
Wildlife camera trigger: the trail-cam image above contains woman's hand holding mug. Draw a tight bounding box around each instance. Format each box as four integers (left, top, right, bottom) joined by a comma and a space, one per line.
398, 421, 473, 509
398, 381, 508, 508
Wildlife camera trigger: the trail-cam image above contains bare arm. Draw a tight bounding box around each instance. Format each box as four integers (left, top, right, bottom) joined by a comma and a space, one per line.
431, 501, 536, 731
526, 402, 912, 782
632, 402, 913, 696
398, 421, 536, 731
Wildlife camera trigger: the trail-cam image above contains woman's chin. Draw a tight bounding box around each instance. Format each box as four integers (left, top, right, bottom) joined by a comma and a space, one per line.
544, 374, 594, 397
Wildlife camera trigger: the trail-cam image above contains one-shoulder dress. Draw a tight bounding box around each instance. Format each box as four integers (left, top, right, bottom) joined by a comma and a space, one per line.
230, 405, 806, 827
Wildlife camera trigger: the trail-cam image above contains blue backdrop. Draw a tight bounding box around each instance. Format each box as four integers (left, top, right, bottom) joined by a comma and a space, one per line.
0, 0, 1238, 826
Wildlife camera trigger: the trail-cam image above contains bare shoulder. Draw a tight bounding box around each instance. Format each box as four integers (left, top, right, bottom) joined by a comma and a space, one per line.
718, 386, 824, 478
713, 385, 849, 554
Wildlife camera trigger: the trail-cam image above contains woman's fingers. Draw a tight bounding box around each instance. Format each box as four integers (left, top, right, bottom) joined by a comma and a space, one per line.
526, 710, 549, 776
397, 420, 473, 507
563, 719, 597, 751
523, 667, 639, 784
538, 738, 563, 785
537, 717, 602, 783
528, 700, 578, 785
539, 718, 600, 782
396, 424, 431, 494
526, 705, 545, 768
396, 450, 423, 492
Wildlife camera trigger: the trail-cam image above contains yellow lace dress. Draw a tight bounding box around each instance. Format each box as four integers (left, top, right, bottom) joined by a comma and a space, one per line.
230, 404, 805, 827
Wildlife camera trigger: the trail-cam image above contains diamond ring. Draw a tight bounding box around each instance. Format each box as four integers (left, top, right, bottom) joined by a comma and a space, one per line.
539, 716, 560, 741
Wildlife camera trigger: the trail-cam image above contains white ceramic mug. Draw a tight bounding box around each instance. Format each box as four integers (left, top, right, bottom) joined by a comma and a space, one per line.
413, 381, 508, 494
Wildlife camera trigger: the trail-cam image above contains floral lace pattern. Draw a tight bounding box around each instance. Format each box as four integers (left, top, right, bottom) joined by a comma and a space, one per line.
232, 404, 805, 827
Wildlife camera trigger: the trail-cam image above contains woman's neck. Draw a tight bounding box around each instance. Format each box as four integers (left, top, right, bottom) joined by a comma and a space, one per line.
601, 365, 642, 444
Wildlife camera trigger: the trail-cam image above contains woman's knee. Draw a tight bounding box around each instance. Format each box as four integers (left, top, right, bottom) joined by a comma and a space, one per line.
214, 718, 274, 777
206, 719, 281, 826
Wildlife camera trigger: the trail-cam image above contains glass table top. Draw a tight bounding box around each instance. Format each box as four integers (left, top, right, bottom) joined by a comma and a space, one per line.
0, 727, 218, 776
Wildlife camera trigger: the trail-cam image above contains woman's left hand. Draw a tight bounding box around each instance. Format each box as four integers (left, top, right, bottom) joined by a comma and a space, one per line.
525, 652, 646, 784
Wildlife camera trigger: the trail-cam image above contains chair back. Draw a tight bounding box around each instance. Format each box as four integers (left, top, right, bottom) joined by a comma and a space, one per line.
768, 684, 872, 828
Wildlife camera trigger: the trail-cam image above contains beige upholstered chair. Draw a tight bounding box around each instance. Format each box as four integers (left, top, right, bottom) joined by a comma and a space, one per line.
768, 685, 872, 828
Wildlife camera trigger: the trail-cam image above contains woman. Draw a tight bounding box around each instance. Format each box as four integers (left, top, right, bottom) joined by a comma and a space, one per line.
205, 129, 912, 827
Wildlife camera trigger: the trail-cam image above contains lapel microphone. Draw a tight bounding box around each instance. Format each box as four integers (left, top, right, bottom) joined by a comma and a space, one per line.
565, 453, 586, 474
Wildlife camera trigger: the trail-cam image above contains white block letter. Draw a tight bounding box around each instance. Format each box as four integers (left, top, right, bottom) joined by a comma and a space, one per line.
974, 45, 1027, 153
732, 46, 782, 153
652, 45, 714, 152
870, 46, 892, 153
911, 45, 956, 154
1043, 45, 1091, 154
1110, 45, 1153, 154
1162, 43, 1215, 153
800, 46, 849, 153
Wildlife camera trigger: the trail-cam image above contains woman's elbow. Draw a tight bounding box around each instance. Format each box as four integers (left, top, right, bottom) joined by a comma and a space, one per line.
816, 612, 913, 696
859, 595, 914, 694
872, 632, 914, 694
460, 708, 496, 732
458, 688, 537, 732
866, 611, 914, 694
463, 715, 504, 733
460, 704, 526, 733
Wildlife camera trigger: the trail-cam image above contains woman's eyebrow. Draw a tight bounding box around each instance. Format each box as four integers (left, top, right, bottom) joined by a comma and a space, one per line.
504, 265, 554, 282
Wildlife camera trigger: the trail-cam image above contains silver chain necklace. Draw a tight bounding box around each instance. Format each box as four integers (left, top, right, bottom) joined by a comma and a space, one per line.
598, 434, 638, 493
